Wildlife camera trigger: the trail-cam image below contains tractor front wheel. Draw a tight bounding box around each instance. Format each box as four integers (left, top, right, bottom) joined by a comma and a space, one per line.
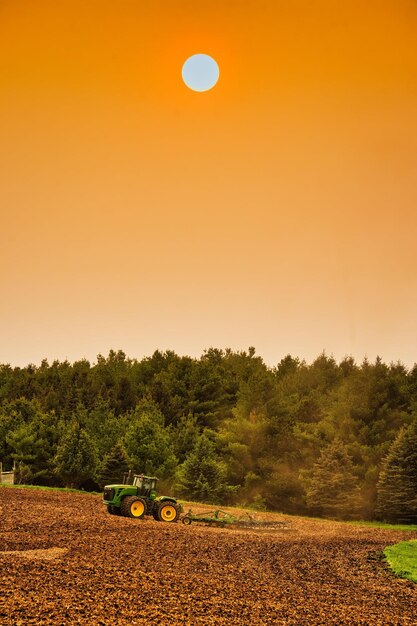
107, 505, 121, 515
157, 501, 180, 523
121, 496, 146, 519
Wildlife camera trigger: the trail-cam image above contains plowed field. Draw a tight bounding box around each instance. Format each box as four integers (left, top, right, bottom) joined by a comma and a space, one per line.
0, 487, 416, 625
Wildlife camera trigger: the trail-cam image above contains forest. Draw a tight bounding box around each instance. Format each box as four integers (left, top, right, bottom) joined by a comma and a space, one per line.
1, 348, 416, 523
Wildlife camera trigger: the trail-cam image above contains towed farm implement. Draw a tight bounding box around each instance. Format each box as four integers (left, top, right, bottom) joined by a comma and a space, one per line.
181, 508, 290, 530
103, 472, 289, 530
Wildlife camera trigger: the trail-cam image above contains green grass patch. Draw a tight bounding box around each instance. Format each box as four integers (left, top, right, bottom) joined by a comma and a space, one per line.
384, 540, 417, 583
0, 483, 100, 495
348, 520, 417, 532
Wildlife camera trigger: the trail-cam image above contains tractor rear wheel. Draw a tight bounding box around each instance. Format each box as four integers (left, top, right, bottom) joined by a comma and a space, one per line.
156, 501, 180, 523
121, 496, 146, 519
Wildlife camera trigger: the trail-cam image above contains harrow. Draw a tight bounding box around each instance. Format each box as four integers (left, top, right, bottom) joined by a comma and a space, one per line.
181, 508, 289, 530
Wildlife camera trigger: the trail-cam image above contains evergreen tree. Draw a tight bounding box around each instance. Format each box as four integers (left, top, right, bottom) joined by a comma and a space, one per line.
54, 423, 98, 488
376, 420, 417, 524
97, 442, 130, 488
85, 399, 126, 459
0, 410, 16, 470
5, 407, 59, 485
176, 432, 235, 503
305, 438, 361, 519
0, 350, 416, 520
6, 423, 38, 484
172, 413, 200, 464
219, 409, 268, 489
123, 398, 177, 479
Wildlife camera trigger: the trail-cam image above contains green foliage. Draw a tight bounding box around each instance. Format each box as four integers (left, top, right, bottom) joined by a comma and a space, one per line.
172, 413, 200, 464
5, 402, 59, 485
97, 442, 130, 488
220, 411, 268, 488
54, 422, 98, 488
384, 540, 417, 583
176, 432, 236, 503
0, 411, 16, 469
376, 419, 417, 524
305, 439, 362, 519
85, 399, 125, 459
0, 350, 416, 521
123, 399, 177, 479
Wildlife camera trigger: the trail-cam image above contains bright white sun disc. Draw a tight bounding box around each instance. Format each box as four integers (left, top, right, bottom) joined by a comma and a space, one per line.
182, 54, 219, 92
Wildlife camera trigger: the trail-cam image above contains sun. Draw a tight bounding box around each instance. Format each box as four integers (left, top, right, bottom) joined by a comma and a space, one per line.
182, 54, 220, 92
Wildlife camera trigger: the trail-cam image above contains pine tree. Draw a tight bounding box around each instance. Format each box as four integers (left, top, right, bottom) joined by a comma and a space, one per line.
97, 442, 130, 488
175, 432, 235, 503
305, 438, 361, 519
376, 420, 417, 524
123, 399, 177, 479
54, 422, 98, 488
5, 410, 59, 486
172, 413, 200, 464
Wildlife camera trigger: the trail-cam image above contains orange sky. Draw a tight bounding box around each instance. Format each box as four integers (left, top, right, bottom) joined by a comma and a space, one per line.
1, 0, 417, 367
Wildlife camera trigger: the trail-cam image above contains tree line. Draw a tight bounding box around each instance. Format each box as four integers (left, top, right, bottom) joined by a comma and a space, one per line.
0, 348, 416, 523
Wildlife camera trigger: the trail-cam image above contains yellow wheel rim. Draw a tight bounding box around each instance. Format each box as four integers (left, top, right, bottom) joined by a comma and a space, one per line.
161, 505, 176, 521
131, 500, 145, 517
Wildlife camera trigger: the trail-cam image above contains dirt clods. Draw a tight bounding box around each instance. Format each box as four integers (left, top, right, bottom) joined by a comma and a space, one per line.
0, 487, 416, 625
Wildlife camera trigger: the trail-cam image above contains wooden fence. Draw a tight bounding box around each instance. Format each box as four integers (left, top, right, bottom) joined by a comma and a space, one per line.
0, 462, 15, 485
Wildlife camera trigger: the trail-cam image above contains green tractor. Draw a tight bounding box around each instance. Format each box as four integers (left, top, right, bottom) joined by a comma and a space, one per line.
103, 472, 181, 522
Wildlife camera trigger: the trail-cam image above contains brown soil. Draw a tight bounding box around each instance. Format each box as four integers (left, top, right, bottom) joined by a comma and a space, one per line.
0, 487, 416, 625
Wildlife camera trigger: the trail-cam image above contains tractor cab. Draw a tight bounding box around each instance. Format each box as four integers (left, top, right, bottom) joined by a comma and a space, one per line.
133, 474, 158, 498
122, 471, 158, 498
